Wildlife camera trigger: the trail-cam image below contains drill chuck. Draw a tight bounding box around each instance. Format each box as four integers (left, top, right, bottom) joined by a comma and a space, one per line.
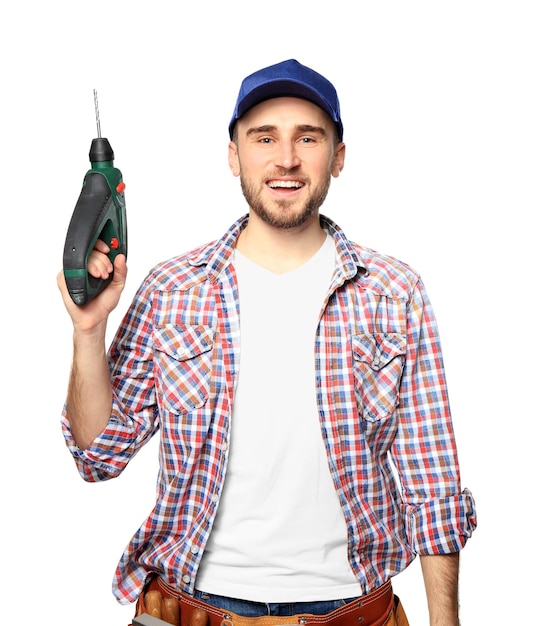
89, 137, 114, 163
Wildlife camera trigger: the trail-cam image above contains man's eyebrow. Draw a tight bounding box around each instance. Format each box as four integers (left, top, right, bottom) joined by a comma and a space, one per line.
296, 124, 327, 136
246, 125, 276, 137
245, 124, 328, 137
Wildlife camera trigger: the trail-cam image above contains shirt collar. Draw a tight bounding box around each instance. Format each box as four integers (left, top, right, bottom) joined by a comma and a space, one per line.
187, 213, 368, 282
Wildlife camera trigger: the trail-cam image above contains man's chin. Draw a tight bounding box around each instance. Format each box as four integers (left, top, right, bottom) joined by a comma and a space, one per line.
250, 203, 317, 230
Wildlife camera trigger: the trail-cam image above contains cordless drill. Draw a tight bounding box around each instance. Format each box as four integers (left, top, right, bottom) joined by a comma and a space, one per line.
63, 90, 127, 305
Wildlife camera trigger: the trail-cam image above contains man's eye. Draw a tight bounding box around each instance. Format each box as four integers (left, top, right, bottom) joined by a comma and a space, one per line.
300, 137, 315, 144
259, 137, 273, 144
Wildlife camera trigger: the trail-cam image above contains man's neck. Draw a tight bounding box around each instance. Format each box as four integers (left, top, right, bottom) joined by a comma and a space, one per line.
236, 212, 327, 274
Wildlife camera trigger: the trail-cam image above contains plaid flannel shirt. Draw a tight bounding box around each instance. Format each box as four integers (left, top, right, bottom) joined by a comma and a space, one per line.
62, 214, 476, 604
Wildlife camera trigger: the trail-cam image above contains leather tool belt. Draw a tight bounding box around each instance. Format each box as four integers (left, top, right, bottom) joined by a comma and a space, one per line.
134, 575, 409, 626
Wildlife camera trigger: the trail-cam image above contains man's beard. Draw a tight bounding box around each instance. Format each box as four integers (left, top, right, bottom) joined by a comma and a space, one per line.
240, 170, 332, 230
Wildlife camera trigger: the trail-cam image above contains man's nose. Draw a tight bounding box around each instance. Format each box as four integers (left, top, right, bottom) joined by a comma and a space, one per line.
275, 140, 300, 170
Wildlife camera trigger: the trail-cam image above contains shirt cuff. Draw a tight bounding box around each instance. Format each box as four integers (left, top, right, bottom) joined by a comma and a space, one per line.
404, 488, 477, 554
61, 402, 136, 482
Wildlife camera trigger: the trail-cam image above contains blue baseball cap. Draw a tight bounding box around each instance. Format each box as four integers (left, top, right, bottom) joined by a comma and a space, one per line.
229, 59, 343, 141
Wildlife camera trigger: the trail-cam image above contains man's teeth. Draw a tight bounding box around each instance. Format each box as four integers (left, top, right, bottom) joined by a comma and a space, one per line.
268, 180, 303, 188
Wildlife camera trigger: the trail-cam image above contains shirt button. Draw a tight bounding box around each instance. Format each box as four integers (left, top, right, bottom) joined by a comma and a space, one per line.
221, 442, 228, 451
182, 574, 191, 584
190, 545, 199, 555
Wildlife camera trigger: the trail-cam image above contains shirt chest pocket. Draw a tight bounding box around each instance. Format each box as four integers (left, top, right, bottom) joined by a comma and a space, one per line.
352, 333, 406, 421
153, 324, 215, 414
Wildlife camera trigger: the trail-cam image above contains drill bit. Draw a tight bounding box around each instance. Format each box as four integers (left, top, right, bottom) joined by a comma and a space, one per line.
93, 89, 102, 139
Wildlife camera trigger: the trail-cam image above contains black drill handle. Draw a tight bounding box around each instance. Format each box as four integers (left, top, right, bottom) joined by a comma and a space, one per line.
63, 170, 121, 305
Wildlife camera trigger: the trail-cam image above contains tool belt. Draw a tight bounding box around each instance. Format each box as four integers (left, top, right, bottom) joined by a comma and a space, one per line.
133, 575, 409, 626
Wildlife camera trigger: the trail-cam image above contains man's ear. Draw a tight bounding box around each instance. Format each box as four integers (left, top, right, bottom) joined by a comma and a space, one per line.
228, 141, 240, 177
331, 142, 346, 178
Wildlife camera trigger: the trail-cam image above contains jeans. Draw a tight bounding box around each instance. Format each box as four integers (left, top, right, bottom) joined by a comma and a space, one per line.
193, 590, 359, 617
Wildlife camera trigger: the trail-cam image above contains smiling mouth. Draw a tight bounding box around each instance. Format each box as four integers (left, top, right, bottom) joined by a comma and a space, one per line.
267, 180, 305, 189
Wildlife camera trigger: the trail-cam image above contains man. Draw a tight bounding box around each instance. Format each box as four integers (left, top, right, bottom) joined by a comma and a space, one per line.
58, 59, 476, 626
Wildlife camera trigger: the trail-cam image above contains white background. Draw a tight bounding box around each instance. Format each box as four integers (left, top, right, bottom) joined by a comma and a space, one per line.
1, 1, 535, 624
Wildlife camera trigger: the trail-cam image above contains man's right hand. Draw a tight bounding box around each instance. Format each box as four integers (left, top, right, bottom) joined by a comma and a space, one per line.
57, 239, 128, 333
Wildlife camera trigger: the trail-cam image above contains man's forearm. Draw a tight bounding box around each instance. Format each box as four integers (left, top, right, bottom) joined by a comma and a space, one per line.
66, 326, 113, 450
420, 553, 460, 626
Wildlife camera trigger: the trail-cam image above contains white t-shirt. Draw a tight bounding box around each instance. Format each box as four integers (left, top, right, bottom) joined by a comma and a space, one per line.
194, 234, 362, 602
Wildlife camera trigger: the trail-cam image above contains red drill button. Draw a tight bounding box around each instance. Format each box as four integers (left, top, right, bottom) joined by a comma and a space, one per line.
110, 238, 119, 249
116, 181, 126, 193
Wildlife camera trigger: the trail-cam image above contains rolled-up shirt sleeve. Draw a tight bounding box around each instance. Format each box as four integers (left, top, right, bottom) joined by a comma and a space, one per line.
392, 277, 477, 553
404, 489, 477, 554
61, 396, 143, 482
61, 279, 159, 483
